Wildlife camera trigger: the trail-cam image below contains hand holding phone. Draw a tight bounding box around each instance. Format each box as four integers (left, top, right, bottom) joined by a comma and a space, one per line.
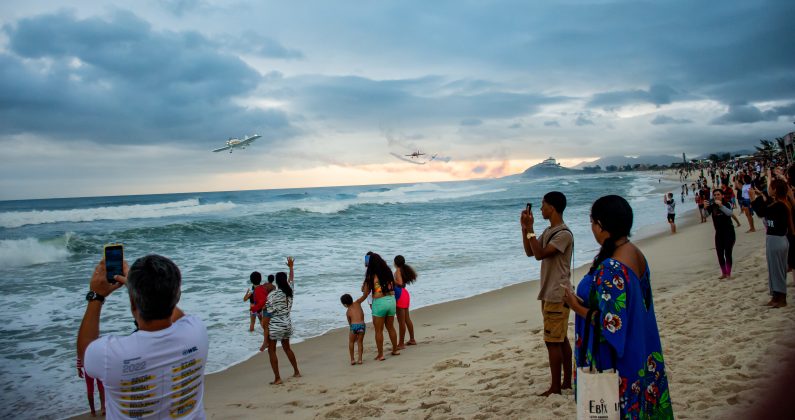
104, 243, 124, 284
526, 202, 532, 214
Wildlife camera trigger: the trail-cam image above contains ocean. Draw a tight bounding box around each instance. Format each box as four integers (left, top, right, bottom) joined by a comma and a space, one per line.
0, 172, 691, 418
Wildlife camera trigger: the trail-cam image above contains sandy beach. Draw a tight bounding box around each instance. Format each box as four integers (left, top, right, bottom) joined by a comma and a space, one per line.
203, 207, 795, 419
71, 205, 795, 419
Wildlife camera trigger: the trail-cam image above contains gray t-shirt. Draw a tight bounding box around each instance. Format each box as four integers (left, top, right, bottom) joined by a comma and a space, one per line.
666, 199, 675, 214
537, 223, 573, 302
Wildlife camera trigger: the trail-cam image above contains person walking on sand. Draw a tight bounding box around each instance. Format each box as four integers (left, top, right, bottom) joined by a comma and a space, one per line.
563, 195, 674, 419
520, 191, 574, 397
393, 255, 417, 349
664, 192, 676, 234
741, 174, 757, 232
261, 257, 301, 384
362, 252, 401, 360
706, 189, 737, 279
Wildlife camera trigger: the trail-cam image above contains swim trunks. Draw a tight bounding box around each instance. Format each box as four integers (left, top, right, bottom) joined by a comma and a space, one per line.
350, 323, 366, 334
667, 214, 676, 223
372, 295, 397, 318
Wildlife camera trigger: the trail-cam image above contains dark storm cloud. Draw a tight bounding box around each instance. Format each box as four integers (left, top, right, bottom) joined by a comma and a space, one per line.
711, 102, 795, 125
588, 84, 679, 109
263, 74, 572, 125
0, 10, 294, 146
651, 115, 693, 125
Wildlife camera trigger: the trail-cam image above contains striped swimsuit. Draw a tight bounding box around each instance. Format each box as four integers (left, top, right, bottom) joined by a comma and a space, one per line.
266, 281, 294, 341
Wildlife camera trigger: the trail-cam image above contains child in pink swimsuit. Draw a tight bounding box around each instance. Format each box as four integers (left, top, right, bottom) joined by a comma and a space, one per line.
77, 357, 105, 416
393, 255, 417, 349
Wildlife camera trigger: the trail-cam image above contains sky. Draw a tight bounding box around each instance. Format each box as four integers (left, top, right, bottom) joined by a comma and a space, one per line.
0, 0, 794, 200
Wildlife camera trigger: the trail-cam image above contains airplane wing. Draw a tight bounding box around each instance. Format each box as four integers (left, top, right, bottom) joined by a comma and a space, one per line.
240, 135, 261, 146
212, 145, 232, 152
390, 152, 426, 165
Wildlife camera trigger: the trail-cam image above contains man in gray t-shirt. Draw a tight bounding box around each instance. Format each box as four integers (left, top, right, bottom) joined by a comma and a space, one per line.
520, 191, 573, 397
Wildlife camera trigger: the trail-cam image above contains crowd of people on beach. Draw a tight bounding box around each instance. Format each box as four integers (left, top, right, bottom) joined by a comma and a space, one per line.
672, 157, 795, 307
73, 151, 795, 419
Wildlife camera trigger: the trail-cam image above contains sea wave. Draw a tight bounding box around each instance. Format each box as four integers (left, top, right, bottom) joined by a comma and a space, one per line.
0, 233, 74, 268
0, 199, 237, 228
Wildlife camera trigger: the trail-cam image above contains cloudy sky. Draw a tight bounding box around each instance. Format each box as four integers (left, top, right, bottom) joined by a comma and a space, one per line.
1, 0, 793, 199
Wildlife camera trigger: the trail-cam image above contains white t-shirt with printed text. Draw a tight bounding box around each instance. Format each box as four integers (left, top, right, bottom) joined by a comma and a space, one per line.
84, 315, 209, 419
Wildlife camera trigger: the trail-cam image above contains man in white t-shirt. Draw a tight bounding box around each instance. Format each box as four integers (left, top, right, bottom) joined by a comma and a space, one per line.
77, 254, 209, 419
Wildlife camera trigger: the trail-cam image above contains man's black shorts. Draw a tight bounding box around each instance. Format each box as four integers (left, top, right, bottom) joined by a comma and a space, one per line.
667, 213, 676, 223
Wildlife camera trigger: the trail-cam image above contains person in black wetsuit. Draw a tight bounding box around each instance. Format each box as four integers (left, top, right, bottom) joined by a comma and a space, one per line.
751, 179, 794, 308
706, 189, 736, 279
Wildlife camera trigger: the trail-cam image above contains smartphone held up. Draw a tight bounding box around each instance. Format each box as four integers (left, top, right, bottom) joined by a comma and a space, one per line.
104, 243, 124, 284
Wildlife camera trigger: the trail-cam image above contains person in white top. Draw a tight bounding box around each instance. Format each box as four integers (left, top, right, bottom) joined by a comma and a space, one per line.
77, 254, 209, 419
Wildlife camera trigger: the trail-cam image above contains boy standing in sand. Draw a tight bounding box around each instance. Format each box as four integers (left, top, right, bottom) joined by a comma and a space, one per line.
520, 191, 574, 397
341, 294, 367, 365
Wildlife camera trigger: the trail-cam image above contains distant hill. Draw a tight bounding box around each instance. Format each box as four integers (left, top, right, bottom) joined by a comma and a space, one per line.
573, 155, 682, 169
521, 158, 582, 178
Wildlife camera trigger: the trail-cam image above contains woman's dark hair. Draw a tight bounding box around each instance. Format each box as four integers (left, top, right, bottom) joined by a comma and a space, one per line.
743, 174, 752, 184
275, 272, 293, 298
250, 271, 262, 285
771, 179, 789, 200
340, 294, 353, 306
267, 274, 275, 283
589, 195, 633, 274
394, 255, 417, 285
365, 253, 394, 295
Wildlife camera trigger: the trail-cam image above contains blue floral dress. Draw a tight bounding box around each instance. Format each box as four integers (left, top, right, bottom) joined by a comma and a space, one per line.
574, 258, 674, 420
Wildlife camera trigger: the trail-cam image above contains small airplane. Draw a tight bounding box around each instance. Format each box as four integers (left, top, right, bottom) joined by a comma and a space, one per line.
405, 150, 426, 159
212, 134, 261, 153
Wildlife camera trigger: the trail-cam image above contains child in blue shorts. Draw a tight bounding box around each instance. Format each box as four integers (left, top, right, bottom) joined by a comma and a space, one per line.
341, 293, 367, 365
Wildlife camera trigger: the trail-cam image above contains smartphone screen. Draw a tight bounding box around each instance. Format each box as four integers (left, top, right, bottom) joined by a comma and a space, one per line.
104, 244, 124, 284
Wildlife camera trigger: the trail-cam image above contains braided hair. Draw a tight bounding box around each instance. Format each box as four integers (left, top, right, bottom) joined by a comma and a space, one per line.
588, 195, 633, 274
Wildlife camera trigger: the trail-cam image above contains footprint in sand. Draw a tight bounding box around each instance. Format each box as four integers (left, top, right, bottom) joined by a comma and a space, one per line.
324, 405, 383, 419
459, 323, 468, 326
478, 329, 493, 333
470, 334, 480, 338
423, 323, 432, 327
516, 320, 528, 324
433, 359, 470, 371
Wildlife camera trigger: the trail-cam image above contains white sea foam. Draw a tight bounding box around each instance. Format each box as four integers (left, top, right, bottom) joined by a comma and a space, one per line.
0, 199, 237, 228
0, 233, 73, 268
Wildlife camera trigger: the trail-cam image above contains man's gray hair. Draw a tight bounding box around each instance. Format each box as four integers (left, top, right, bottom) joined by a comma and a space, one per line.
127, 254, 181, 321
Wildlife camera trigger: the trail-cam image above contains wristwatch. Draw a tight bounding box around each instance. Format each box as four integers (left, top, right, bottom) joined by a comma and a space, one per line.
86, 291, 105, 304
526, 232, 536, 240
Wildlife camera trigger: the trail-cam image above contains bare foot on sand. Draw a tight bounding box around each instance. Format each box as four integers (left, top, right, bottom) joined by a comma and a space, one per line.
375, 354, 385, 361
293, 371, 301, 378
397, 344, 406, 350
357, 360, 363, 365
391, 350, 401, 356
407, 340, 417, 345
351, 360, 356, 365
537, 389, 561, 397
719, 274, 727, 279
270, 378, 282, 385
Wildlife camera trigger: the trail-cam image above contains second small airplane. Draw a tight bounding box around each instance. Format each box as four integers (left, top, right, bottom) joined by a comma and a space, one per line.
212, 134, 261, 153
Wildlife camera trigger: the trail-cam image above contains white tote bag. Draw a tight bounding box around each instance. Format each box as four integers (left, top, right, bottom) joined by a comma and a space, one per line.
576, 366, 619, 420
576, 309, 620, 420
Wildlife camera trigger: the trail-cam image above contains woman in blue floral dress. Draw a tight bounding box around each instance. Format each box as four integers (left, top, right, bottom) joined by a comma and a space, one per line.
563, 195, 674, 419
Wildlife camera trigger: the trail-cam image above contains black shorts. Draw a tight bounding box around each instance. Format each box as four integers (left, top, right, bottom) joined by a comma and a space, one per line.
667, 213, 676, 223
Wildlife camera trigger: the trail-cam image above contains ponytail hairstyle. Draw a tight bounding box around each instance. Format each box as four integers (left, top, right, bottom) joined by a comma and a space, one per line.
275, 271, 293, 298
394, 255, 417, 285
364, 253, 394, 294
588, 195, 633, 274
